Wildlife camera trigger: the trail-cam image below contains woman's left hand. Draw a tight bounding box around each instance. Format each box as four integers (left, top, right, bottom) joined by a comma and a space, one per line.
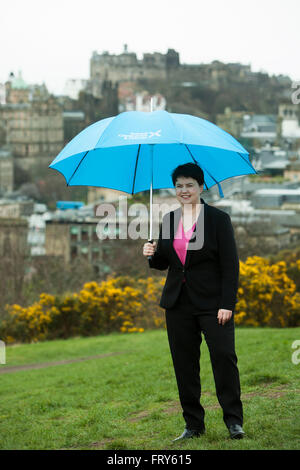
217, 309, 232, 325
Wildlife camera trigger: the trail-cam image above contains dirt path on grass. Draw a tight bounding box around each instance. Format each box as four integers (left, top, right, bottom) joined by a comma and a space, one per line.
0, 351, 128, 374
127, 384, 299, 422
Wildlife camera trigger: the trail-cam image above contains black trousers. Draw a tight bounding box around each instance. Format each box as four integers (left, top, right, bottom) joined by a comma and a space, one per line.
165, 282, 243, 431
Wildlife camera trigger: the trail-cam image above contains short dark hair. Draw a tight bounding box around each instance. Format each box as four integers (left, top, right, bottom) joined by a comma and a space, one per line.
171, 163, 204, 187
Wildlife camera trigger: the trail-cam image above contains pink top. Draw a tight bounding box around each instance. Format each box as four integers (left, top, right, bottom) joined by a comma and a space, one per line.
173, 218, 196, 282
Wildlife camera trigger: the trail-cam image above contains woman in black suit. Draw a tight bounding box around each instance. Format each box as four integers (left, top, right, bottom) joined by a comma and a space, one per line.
143, 163, 245, 441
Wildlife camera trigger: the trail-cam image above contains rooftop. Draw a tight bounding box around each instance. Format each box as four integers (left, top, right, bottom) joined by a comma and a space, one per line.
8, 71, 28, 90
0, 148, 12, 158
254, 188, 300, 195
262, 160, 290, 169
63, 111, 85, 119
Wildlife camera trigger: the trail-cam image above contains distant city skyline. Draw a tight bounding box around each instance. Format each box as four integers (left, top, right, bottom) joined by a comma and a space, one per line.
1, 0, 299, 95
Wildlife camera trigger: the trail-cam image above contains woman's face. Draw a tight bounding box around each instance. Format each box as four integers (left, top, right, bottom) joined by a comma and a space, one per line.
175, 176, 203, 206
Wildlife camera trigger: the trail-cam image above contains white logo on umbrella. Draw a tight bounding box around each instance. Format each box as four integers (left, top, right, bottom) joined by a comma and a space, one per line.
118, 130, 162, 140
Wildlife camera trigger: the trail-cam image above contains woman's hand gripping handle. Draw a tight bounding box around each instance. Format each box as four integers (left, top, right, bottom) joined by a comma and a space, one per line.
143, 240, 157, 261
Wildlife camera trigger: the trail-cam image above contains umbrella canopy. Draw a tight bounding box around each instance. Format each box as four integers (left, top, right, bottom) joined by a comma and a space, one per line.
49, 110, 257, 198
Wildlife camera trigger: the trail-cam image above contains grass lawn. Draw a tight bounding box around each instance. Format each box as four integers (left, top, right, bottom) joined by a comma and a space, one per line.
0, 326, 299, 450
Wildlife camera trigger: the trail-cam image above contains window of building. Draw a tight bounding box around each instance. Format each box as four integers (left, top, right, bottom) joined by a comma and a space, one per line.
70, 226, 79, 241
92, 246, 99, 259
81, 246, 89, 255
71, 245, 78, 258
93, 227, 99, 241
81, 227, 89, 241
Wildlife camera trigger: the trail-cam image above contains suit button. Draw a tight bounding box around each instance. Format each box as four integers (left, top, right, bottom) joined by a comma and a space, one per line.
182, 269, 185, 273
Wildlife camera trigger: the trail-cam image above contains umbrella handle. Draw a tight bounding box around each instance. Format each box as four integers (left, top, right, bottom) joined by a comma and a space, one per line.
147, 239, 154, 260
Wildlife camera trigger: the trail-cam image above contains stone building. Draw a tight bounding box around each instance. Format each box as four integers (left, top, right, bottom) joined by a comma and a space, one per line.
0, 71, 63, 176
278, 103, 300, 139
5, 71, 30, 104
0, 199, 34, 218
241, 114, 278, 143
4, 71, 50, 105
0, 146, 13, 194
251, 188, 300, 208
284, 160, 300, 182
60, 80, 118, 132
90, 46, 179, 86
0, 216, 29, 257
117, 84, 166, 112
63, 111, 85, 146
45, 218, 115, 274
0, 97, 63, 172
89, 46, 253, 93
0, 83, 5, 105
216, 107, 249, 138
87, 187, 132, 204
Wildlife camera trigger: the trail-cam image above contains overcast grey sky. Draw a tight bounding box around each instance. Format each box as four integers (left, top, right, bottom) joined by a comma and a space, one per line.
1, 0, 299, 95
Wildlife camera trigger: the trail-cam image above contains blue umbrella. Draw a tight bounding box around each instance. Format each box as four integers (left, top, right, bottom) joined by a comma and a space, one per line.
49, 109, 257, 241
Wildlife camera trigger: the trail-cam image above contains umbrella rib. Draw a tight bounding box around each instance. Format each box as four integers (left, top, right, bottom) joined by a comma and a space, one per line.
184, 144, 209, 191
237, 152, 258, 173
67, 151, 89, 186
131, 144, 141, 194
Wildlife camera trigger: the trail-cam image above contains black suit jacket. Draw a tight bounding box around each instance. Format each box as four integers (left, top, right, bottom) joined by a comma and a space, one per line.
148, 197, 239, 312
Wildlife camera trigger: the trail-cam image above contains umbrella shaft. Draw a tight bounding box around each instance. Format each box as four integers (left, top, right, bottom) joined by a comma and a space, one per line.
149, 144, 153, 241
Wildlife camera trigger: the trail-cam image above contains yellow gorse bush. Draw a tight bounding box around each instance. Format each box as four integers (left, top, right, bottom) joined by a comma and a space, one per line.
4, 293, 60, 342
0, 276, 165, 343
235, 256, 300, 327
1, 256, 299, 344
76, 278, 144, 334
